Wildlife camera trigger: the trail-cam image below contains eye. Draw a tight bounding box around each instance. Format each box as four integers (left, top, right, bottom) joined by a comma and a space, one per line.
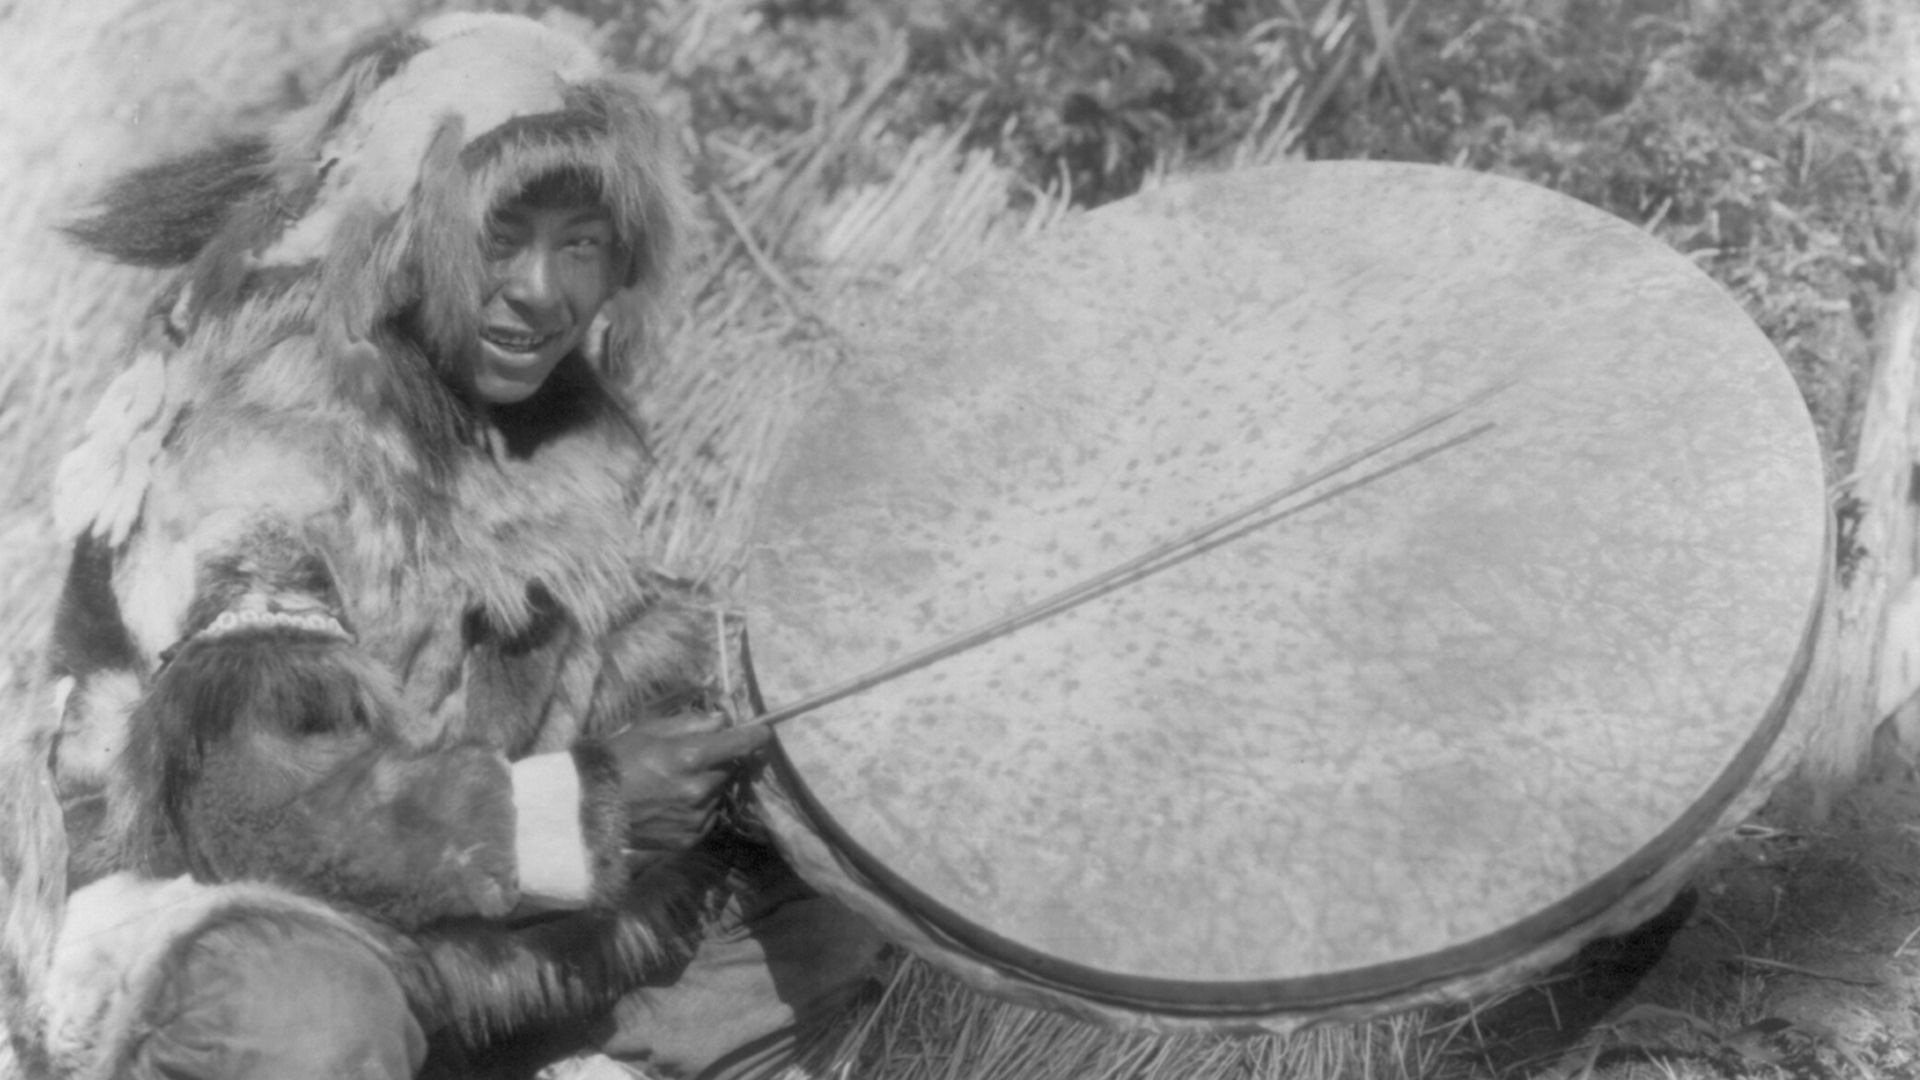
563, 226, 615, 260
484, 217, 532, 257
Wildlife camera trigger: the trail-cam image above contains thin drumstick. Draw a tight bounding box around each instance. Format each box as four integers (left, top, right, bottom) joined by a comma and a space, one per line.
759, 421, 1497, 728
923, 378, 1515, 641
995, 420, 1497, 639
756, 378, 1515, 728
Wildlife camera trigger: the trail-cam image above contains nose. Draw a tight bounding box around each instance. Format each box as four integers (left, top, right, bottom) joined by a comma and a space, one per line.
498, 246, 560, 314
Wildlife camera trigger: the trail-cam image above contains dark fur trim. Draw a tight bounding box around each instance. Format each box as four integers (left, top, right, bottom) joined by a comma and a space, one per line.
409, 117, 486, 371
489, 353, 646, 460
461, 583, 576, 756
385, 848, 727, 1053
122, 631, 395, 872
49, 534, 141, 680
198, 743, 519, 928
460, 78, 689, 385
126, 629, 525, 927
568, 739, 631, 906
182, 527, 347, 639
62, 138, 275, 267
350, 324, 478, 476
585, 579, 719, 730
180, 188, 308, 329
459, 83, 682, 290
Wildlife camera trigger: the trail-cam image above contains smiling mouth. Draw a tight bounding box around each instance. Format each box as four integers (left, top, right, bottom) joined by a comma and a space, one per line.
481, 327, 560, 355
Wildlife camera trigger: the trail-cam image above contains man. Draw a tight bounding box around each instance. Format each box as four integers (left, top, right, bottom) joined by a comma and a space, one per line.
18, 14, 877, 1080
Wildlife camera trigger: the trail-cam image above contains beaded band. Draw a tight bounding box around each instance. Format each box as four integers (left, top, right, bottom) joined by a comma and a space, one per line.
197, 608, 352, 642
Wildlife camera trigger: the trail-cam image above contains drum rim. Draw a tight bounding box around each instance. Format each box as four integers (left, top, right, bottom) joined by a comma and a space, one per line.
757, 540, 1823, 1012
747, 160, 1835, 1014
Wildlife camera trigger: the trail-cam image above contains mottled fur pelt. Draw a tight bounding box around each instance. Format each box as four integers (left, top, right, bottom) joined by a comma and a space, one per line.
62, 13, 689, 459
25, 13, 736, 1076
43, 875, 403, 1080
44, 872, 718, 1079
124, 628, 525, 928
390, 847, 729, 1055
61, 137, 277, 269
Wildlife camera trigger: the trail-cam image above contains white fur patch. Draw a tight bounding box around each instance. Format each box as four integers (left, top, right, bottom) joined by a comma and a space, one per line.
259, 16, 604, 269
55, 671, 140, 788
50, 676, 75, 725
53, 346, 172, 545
46, 875, 375, 1079
45, 875, 197, 1058
510, 753, 593, 908
113, 522, 201, 664
115, 422, 336, 660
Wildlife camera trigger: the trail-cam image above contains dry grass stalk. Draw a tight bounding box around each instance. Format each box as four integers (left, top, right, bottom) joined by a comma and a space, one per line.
0, 2, 1531, 1079
799, 956, 1459, 1080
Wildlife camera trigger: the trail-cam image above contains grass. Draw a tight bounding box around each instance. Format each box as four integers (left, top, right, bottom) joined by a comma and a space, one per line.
816, 958, 1455, 1080
1, 0, 1914, 1078
624, 1, 1914, 1076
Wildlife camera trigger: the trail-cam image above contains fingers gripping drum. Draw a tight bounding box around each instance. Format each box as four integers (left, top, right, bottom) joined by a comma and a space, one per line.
605, 710, 773, 862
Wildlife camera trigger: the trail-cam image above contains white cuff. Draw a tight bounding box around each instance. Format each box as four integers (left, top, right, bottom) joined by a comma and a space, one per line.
510, 753, 593, 908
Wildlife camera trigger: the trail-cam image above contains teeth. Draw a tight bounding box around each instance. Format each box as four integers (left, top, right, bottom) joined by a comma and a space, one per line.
484, 329, 551, 351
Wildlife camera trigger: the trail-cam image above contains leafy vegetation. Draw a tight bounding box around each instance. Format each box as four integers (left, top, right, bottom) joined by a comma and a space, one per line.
562, 0, 1910, 475
524, 1, 1920, 1077
1303, 0, 1912, 474
876, 0, 1366, 204
1, 2, 1908, 1077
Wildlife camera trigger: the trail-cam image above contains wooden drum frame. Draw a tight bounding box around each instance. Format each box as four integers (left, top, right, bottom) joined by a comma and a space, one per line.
739, 162, 1830, 1032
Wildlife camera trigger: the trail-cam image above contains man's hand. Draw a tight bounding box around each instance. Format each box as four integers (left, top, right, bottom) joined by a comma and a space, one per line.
603, 712, 771, 857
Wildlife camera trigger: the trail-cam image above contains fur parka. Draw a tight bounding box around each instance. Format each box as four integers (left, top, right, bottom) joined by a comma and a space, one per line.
8, 13, 740, 1076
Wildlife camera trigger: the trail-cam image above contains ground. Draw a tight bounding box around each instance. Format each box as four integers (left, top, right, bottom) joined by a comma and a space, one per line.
1401, 3, 1920, 1076
4, 0, 1917, 1077
1438, 777, 1920, 1080
727, 1, 1920, 1076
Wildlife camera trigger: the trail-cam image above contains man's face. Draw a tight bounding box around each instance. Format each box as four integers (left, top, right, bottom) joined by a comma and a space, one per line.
467, 197, 620, 405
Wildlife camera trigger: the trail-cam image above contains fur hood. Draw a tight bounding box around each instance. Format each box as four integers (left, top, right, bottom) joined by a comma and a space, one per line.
63, 12, 689, 390
19, 17, 717, 1077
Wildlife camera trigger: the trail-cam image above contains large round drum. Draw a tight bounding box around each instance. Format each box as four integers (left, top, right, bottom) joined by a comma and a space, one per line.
742, 162, 1829, 1031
